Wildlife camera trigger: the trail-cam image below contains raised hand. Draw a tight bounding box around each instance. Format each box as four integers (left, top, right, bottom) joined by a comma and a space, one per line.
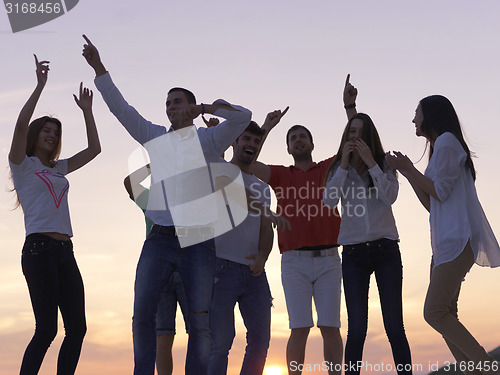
262, 106, 289, 132
179, 103, 202, 122
343, 74, 358, 106
34, 54, 49, 88
354, 138, 376, 168
73, 82, 93, 112
82, 34, 106, 76
202, 115, 220, 128
385, 151, 413, 173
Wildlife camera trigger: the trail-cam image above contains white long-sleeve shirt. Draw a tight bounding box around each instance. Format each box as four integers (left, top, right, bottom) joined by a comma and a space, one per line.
323, 162, 399, 245
425, 132, 500, 268
95, 72, 252, 227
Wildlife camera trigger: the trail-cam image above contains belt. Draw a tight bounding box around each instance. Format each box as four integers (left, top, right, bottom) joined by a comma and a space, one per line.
288, 248, 338, 257
150, 225, 214, 238
343, 238, 398, 251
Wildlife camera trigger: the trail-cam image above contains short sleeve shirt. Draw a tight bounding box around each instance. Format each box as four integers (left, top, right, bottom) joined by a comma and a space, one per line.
268, 157, 341, 252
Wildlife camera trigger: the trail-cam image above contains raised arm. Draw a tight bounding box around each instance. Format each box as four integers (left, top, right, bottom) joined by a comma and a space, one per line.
250, 107, 289, 183
67, 83, 101, 173
9, 55, 48, 165
343, 74, 358, 120
82, 34, 107, 77
124, 164, 151, 201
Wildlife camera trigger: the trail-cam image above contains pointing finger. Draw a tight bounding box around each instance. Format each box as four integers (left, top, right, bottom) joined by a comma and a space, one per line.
345, 73, 350, 87
82, 34, 93, 46
280, 106, 290, 118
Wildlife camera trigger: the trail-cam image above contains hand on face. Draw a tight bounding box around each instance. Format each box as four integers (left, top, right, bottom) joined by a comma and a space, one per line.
340, 141, 355, 169
179, 104, 202, 123
354, 138, 376, 168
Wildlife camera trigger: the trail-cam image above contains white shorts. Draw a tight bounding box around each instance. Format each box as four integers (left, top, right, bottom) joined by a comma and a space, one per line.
281, 249, 342, 329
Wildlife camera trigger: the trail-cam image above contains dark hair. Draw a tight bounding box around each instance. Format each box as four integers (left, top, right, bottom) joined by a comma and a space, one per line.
167, 87, 196, 104
419, 95, 476, 180
236, 121, 265, 142
11, 116, 62, 209
286, 125, 313, 147
26, 116, 62, 167
327, 113, 392, 186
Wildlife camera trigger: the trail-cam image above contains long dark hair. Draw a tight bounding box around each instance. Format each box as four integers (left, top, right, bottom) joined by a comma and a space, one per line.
327, 113, 391, 187
419, 95, 476, 180
10, 116, 62, 209
26, 116, 62, 167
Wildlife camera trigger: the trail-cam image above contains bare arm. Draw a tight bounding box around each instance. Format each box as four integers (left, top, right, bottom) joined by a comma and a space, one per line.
250, 107, 289, 183
9, 55, 48, 165
246, 217, 274, 276
343, 74, 358, 120
124, 164, 150, 201
67, 83, 101, 173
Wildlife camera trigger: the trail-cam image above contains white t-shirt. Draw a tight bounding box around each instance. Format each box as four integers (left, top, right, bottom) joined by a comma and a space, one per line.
214, 170, 271, 265
10, 156, 72, 237
425, 132, 500, 268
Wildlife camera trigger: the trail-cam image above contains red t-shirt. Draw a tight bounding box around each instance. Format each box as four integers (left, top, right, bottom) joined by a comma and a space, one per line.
268, 157, 341, 253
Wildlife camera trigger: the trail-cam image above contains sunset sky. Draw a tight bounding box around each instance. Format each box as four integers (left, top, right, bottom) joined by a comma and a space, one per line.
1, 1, 500, 374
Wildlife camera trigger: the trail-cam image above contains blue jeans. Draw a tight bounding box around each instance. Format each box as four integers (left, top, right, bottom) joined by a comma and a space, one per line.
156, 271, 189, 335
342, 239, 412, 375
20, 234, 87, 375
208, 258, 272, 375
132, 231, 215, 375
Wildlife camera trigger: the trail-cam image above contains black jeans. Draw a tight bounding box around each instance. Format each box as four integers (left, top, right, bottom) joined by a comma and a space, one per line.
20, 234, 86, 375
342, 238, 412, 375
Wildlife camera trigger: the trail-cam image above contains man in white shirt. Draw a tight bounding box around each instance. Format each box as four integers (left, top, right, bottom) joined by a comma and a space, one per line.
81, 35, 251, 375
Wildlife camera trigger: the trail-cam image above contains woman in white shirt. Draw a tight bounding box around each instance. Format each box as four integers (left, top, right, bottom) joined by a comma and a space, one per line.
387, 95, 500, 375
9, 56, 101, 375
323, 113, 412, 375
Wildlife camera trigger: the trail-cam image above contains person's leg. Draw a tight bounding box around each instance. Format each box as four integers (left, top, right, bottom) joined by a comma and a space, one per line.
207, 259, 240, 375
20, 236, 60, 375
424, 244, 496, 374
318, 327, 342, 375
133, 233, 177, 375
373, 241, 412, 375
56, 242, 87, 375
177, 238, 216, 375
156, 334, 174, 375
342, 247, 371, 375
313, 252, 343, 375
281, 252, 314, 375
239, 269, 272, 375
287, 328, 311, 375
156, 273, 179, 375
172, 271, 190, 335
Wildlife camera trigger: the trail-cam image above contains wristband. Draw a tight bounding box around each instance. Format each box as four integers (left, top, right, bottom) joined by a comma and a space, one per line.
344, 103, 356, 109
201, 103, 205, 115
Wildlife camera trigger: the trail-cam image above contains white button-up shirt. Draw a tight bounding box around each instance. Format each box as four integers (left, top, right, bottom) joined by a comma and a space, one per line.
323, 162, 399, 246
